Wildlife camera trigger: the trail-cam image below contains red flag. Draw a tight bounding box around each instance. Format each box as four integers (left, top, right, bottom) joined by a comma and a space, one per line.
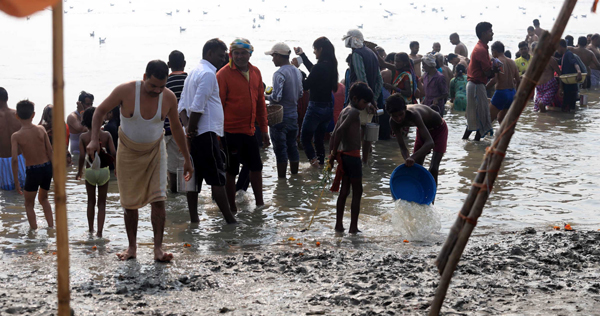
0, 0, 59, 17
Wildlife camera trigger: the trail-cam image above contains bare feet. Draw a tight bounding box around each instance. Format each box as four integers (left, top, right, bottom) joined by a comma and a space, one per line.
335, 225, 345, 232
96, 232, 103, 238
255, 203, 268, 211
310, 158, 320, 168
349, 228, 362, 234
116, 247, 136, 261
154, 248, 174, 262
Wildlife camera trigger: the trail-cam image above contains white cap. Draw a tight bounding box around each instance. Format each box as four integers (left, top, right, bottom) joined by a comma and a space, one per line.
342, 29, 364, 41
265, 42, 291, 56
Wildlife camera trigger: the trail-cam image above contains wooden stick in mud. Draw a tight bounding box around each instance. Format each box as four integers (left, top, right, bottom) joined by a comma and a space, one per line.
429, 1, 577, 315
52, 2, 71, 315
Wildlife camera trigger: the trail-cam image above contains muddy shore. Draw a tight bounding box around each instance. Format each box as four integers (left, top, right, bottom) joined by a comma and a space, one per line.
1, 228, 600, 315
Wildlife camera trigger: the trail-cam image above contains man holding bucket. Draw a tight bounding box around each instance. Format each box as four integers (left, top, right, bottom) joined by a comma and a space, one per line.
217, 38, 269, 213
343, 29, 384, 164
264, 42, 303, 179
179, 38, 236, 224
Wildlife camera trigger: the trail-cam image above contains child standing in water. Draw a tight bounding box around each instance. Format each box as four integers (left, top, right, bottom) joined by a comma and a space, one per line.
328, 82, 374, 234
76, 107, 115, 237
11, 100, 54, 229
450, 64, 468, 111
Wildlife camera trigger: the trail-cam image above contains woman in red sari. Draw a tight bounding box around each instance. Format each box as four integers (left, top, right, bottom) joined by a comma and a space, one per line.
375, 52, 417, 104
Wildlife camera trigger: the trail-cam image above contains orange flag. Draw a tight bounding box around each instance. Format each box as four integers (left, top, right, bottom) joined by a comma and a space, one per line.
0, 0, 59, 17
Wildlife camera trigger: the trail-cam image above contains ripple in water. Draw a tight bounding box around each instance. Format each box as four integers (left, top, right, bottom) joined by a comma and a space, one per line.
391, 200, 441, 241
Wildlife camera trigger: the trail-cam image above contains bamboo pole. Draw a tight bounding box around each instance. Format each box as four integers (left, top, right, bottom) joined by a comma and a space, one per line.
52, 1, 71, 315
429, 1, 577, 315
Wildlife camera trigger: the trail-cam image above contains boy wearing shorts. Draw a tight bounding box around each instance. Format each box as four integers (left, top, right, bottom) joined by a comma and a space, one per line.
11, 100, 54, 229
387, 94, 447, 195
329, 82, 374, 234
487, 41, 520, 124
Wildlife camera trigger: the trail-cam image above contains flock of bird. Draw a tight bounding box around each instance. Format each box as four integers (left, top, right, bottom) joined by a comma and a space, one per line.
30, 1, 592, 45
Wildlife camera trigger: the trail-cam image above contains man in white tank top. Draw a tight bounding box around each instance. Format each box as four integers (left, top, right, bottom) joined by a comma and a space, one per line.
87, 60, 193, 262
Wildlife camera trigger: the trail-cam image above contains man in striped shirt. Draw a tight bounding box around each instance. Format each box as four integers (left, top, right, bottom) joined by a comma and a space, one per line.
165, 50, 188, 193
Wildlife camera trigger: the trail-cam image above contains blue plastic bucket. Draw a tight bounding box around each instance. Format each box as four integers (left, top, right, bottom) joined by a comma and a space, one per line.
389, 164, 437, 205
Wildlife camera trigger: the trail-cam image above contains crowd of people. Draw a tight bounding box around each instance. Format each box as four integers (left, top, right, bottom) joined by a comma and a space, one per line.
0, 20, 598, 261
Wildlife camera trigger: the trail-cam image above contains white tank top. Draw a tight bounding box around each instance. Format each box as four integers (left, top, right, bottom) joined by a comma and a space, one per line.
120, 81, 164, 143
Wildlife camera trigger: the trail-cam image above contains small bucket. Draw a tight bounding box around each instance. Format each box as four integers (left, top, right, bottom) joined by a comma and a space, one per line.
177, 157, 196, 192
580, 94, 588, 106
364, 123, 380, 142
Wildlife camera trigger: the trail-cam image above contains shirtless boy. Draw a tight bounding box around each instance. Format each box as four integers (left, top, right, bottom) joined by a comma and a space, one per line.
387, 94, 447, 192
487, 41, 520, 123
409, 41, 425, 99
409, 41, 423, 78
11, 100, 54, 229
0, 87, 25, 191
328, 82, 373, 234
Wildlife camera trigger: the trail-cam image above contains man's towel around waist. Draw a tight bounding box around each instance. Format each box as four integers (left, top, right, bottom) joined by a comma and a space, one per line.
116, 127, 167, 209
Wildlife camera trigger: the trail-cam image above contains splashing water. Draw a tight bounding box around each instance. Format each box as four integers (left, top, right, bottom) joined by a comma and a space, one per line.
391, 200, 441, 241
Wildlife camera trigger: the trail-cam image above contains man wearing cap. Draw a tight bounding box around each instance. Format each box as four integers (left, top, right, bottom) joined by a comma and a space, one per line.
217, 38, 269, 213
178, 38, 237, 224
343, 29, 383, 163
422, 54, 449, 117
264, 42, 304, 179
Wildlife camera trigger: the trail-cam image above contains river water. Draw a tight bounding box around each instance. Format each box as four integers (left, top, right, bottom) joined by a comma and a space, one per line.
1, 0, 599, 258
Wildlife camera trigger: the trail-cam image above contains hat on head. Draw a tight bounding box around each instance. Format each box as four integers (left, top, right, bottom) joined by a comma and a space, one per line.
265, 42, 291, 56
422, 54, 437, 68
342, 29, 365, 49
230, 38, 254, 54
229, 38, 254, 67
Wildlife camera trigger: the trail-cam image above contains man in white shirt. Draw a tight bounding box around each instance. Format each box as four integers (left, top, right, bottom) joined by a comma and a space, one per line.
178, 38, 236, 224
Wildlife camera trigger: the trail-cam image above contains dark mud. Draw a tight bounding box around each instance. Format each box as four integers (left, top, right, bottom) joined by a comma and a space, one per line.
1, 228, 600, 315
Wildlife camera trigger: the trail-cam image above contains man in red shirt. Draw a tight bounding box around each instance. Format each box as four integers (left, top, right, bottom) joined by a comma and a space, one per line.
217, 38, 270, 213
463, 22, 499, 141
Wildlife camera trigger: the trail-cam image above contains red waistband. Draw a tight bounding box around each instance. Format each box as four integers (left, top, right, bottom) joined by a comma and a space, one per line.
340, 150, 361, 157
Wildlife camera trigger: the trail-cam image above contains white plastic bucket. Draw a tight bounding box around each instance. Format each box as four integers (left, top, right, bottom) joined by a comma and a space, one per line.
580, 94, 588, 106
364, 123, 380, 142
85, 152, 101, 170
177, 157, 196, 192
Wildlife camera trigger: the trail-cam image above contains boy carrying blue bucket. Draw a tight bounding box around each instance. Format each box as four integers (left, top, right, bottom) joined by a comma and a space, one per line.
386, 94, 447, 198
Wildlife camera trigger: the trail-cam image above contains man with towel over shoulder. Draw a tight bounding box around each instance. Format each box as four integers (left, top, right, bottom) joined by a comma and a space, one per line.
87, 60, 193, 262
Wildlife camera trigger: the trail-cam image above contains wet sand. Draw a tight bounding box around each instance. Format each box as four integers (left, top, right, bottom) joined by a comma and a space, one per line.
1, 228, 599, 315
